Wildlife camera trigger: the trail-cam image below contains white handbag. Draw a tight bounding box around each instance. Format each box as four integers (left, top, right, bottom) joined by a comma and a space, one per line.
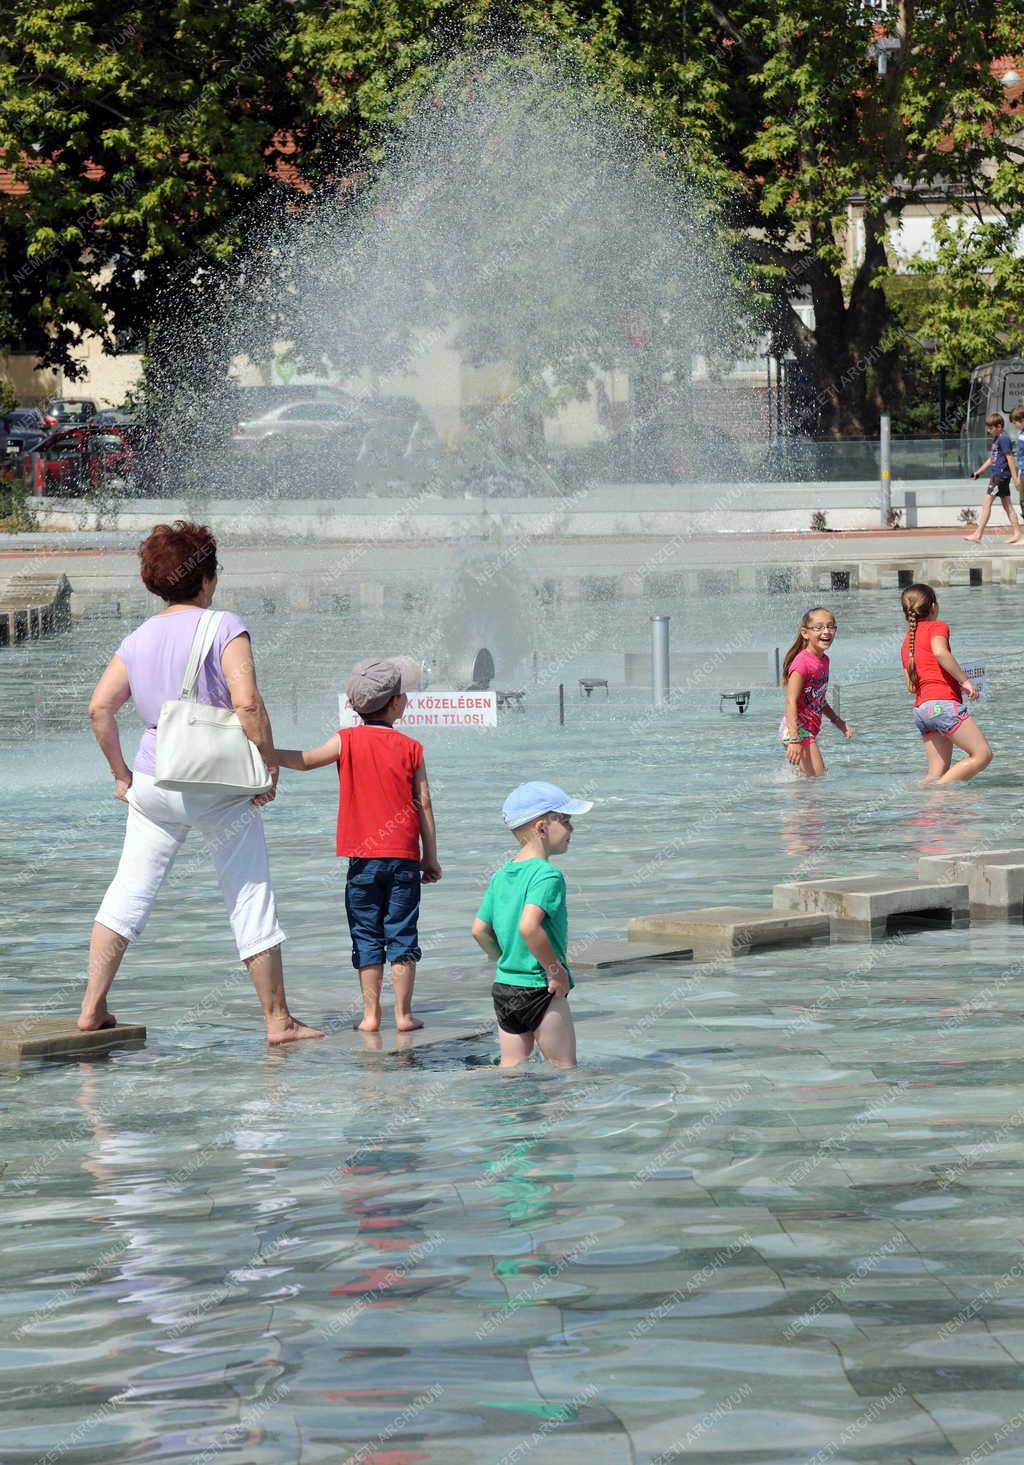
154, 609, 273, 796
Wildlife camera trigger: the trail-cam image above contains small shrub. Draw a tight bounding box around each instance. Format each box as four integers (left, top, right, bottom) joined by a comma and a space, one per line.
0, 472, 36, 533
959, 506, 978, 526
810, 510, 828, 532
886, 507, 903, 529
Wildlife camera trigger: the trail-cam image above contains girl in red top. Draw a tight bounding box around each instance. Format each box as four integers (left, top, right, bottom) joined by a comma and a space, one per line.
900, 583, 992, 784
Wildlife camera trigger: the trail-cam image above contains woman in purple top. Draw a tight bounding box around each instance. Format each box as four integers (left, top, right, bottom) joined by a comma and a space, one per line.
80, 520, 323, 1045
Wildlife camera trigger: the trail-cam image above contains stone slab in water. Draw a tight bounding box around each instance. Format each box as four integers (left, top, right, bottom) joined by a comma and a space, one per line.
336, 1022, 492, 1054
569, 938, 693, 969
918, 850, 1024, 919
773, 875, 970, 941
628, 906, 829, 958
1, 1018, 147, 1060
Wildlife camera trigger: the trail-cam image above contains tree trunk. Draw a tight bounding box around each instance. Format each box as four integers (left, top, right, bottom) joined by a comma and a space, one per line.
775, 223, 904, 439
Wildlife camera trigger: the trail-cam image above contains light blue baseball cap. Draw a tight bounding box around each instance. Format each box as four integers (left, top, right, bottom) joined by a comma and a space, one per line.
501, 781, 594, 829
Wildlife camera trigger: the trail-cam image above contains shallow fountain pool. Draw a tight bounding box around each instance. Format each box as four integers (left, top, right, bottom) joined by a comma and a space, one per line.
5, 583, 1024, 1463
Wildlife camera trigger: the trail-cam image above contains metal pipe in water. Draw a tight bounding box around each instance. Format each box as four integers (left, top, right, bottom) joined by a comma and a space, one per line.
651, 614, 670, 706
880, 413, 891, 525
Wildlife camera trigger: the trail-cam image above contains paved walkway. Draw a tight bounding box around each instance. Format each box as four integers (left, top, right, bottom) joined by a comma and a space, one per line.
2, 526, 1022, 615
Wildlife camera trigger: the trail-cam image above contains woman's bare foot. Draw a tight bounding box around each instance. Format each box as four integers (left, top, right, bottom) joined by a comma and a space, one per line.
77, 1008, 117, 1032
395, 1015, 424, 1032
267, 1018, 325, 1045
357, 1011, 381, 1032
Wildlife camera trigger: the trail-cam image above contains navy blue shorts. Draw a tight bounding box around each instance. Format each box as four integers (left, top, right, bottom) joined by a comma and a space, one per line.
345, 857, 421, 969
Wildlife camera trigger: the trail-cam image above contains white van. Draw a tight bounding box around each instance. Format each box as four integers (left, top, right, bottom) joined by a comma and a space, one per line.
961, 359, 1024, 472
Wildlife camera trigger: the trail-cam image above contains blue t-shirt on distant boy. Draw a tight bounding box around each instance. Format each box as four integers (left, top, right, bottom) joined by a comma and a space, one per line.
988, 430, 1014, 480
966, 412, 1023, 543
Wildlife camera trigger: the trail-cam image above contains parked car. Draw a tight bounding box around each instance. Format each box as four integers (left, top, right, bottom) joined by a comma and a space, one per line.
44, 397, 99, 427
228, 392, 446, 496
0, 407, 48, 459
89, 408, 138, 428
232, 397, 361, 447
32, 426, 132, 495
234, 384, 347, 417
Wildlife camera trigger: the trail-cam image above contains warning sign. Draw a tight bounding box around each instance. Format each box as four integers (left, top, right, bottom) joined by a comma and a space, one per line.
959, 660, 987, 704
338, 690, 498, 730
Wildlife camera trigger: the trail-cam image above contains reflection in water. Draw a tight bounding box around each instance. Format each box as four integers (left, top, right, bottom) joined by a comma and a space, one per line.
7, 588, 1024, 1456
902, 795, 981, 858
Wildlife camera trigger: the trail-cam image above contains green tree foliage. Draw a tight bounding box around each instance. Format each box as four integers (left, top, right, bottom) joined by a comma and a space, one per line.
893, 219, 1024, 385
567, 0, 1023, 434
1, 1, 1021, 436
280, 47, 738, 458
0, 0, 448, 369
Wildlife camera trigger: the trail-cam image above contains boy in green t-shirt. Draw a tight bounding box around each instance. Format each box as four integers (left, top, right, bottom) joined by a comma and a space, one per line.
471, 780, 592, 1069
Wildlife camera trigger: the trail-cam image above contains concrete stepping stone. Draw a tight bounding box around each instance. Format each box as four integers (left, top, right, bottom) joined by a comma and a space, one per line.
1, 1018, 146, 1061
0, 571, 71, 648
569, 938, 693, 969
773, 875, 970, 941
918, 849, 1024, 920
336, 1022, 492, 1054
627, 906, 829, 959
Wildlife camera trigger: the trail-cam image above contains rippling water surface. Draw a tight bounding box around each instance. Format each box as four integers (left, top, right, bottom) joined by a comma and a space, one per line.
6, 585, 1024, 1463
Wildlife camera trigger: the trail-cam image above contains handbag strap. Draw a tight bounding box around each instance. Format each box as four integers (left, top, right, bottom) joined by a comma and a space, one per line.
179, 610, 224, 701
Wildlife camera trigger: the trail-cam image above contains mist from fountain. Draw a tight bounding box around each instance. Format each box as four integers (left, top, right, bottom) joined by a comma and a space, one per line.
138, 44, 742, 682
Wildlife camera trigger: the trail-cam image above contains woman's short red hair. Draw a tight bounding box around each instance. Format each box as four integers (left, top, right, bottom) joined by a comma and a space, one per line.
139, 521, 218, 602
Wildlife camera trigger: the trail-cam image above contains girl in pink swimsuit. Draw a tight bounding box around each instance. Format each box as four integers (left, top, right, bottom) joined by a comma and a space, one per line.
779, 606, 853, 777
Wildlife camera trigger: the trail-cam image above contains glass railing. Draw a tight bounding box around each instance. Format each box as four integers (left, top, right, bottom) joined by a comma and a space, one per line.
746, 437, 977, 483
552, 436, 983, 485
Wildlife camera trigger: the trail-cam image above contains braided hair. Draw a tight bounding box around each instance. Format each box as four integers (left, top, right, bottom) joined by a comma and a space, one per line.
901, 583, 937, 693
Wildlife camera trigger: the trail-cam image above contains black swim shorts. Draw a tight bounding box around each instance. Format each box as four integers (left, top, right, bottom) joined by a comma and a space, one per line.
492, 982, 555, 1035
987, 475, 1012, 497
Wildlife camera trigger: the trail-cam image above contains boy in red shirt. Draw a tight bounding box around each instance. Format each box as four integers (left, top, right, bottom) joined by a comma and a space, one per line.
275, 659, 441, 1031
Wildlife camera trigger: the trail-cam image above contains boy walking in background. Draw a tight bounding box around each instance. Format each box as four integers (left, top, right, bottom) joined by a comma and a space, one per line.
1010, 404, 1024, 513
965, 412, 1023, 543
471, 781, 591, 1069
275, 659, 441, 1032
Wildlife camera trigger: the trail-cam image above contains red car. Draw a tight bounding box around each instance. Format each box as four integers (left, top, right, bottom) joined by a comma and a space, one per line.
30, 426, 133, 495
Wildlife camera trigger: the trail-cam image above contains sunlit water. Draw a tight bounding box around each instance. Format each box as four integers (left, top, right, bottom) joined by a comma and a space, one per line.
6, 584, 1024, 1463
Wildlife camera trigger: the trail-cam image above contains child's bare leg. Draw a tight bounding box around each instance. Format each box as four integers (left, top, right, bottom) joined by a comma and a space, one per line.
936, 718, 992, 784
921, 732, 953, 784
357, 964, 384, 1031
498, 1027, 535, 1067
536, 995, 577, 1069
964, 496, 991, 540
795, 742, 824, 777
391, 959, 423, 1031
1003, 498, 1023, 542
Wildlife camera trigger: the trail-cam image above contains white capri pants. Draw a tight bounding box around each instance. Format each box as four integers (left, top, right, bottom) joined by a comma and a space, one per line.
95, 772, 285, 961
